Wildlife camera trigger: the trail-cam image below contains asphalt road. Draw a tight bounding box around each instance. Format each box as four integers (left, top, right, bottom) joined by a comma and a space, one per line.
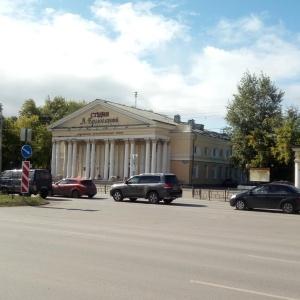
0, 193, 300, 300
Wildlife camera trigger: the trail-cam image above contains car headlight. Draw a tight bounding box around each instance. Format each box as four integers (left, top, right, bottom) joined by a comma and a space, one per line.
231, 194, 237, 199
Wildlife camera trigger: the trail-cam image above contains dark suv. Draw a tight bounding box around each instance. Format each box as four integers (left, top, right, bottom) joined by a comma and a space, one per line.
110, 173, 182, 204
0, 169, 52, 198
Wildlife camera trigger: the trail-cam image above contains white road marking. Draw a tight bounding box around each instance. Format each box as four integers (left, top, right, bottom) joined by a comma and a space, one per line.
190, 280, 300, 300
249, 254, 300, 264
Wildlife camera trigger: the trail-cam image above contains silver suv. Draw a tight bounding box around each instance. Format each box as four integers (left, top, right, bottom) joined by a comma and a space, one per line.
110, 173, 182, 204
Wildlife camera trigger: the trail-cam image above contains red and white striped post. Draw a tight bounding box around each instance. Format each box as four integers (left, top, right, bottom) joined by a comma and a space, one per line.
21, 161, 30, 194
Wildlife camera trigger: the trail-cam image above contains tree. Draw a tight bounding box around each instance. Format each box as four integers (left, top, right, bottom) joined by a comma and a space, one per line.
225, 71, 284, 171
19, 99, 41, 117
1, 117, 23, 170
1, 96, 87, 171
41, 96, 86, 123
271, 107, 300, 166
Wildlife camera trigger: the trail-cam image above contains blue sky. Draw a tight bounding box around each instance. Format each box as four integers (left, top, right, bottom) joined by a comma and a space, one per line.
1, 0, 300, 131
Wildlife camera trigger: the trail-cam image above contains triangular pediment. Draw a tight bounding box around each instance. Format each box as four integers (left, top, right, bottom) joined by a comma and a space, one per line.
48, 99, 175, 130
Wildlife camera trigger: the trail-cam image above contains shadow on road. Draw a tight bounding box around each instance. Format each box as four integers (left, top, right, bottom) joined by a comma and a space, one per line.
39, 206, 99, 212
122, 200, 206, 208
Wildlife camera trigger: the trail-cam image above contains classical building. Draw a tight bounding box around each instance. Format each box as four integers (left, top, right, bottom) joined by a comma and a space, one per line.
47, 99, 236, 185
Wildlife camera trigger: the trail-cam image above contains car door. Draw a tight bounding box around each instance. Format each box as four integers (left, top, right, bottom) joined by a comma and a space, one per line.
122, 176, 141, 197
53, 179, 69, 196
267, 185, 286, 209
246, 185, 270, 208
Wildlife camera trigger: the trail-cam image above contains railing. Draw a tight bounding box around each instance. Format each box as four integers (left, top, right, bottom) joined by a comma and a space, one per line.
192, 187, 249, 201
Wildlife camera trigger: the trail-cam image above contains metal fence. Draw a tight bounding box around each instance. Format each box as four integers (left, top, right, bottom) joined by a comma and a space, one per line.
192, 188, 249, 201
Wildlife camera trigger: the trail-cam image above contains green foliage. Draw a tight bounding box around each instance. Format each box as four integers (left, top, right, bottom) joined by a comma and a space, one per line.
225, 71, 284, 170
1, 96, 86, 171
271, 107, 300, 166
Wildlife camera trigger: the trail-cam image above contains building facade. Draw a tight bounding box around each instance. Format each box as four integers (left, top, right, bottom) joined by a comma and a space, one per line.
47, 99, 235, 185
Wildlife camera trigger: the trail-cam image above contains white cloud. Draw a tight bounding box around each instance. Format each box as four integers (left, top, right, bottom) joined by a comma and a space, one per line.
0, 1, 299, 131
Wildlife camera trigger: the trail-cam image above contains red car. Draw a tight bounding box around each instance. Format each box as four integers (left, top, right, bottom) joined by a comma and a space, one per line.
51, 178, 97, 198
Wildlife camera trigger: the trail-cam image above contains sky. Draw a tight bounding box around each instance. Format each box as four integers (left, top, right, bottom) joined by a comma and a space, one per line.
0, 0, 300, 131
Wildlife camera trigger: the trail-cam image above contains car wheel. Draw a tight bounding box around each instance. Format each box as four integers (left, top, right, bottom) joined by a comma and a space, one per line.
39, 191, 48, 199
129, 198, 137, 201
163, 199, 173, 204
282, 201, 295, 214
235, 199, 246, 210
88, 194, 95, 198
72, 190, 80, 198
112, 190, 123, 201
148, 191, 159, 204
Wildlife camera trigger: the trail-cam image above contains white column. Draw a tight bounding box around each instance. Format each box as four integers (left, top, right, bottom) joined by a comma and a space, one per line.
100, 143, 105, 180
55, 141, 61, 178
71, 140, 77, 177
123, 139, 129, 179
85, 140, 91, 179
63, 141, 68, 178
129, 139, 135, 177
139, 143, 145, 174
109, 139, 115, 178
67, 140, 73, 178
157, 140, 162, 173
96, 142, 101, 179
119, 143, 124, 179
162, 140, 168, 173
51, 140, 56, 178
103, 139, 109, 180
295, 153, 300, 188
115, 142, 119, 178
145, 138, 151, 173
151, 139, 157, 173
78, 143, 83, 178
90, 140, 96, 179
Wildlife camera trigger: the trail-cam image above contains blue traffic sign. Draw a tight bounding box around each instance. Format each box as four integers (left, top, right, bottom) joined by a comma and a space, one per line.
21, 145, 32, 158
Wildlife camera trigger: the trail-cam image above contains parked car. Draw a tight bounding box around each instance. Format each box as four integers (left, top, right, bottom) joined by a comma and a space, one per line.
223, 178, 239, 188
51, 178, 97, 198
0, 169, 52, 198
110, 173, 182, 204
229, 183, 300, 214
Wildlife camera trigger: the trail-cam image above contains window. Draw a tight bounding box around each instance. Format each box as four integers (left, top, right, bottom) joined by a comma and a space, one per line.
194, 145, 201, 155
212, 167, 217, 179
128, 176, 140, 184
212, 148, 219, 157
193, 165, 199, 179
205, 147, 208, 155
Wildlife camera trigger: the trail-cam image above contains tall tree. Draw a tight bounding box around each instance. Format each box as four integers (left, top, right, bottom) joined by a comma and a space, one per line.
225, 71, 284, 170
41, 96, 86, 123
271, 107, 300, 166
1, 116, 23, 170
19, 99, 41, 117
1, 96, 87, 172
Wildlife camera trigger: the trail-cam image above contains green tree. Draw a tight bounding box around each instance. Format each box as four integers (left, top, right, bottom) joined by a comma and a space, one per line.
41, 96, 86, 123
19, 99, 41, 117
2, 96, 87, 172
272, 107, 300, 166
2, 116, 23, 170
225, 71, 284, 171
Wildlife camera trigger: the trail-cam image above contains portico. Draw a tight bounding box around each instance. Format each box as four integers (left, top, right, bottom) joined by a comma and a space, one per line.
50, 136, 170, 180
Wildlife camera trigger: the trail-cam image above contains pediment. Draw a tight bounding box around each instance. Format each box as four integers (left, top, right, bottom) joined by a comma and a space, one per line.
48, 100, 156, 130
